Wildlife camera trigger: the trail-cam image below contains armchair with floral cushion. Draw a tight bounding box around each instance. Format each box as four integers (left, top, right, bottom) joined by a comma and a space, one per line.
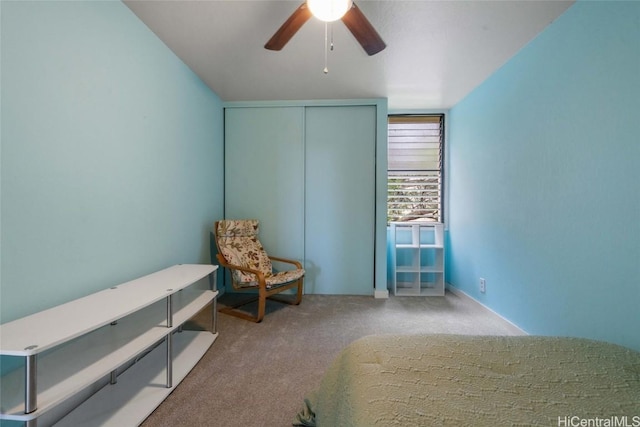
213, 219, 305, 322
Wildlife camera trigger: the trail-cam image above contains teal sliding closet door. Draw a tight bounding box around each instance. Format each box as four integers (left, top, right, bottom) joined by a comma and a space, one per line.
225, 104, 377, 295
224, 107, 305, 261
304, 106, 376, 294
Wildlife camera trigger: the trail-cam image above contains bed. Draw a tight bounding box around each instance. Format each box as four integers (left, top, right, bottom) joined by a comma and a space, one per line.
294, 334, 640, 426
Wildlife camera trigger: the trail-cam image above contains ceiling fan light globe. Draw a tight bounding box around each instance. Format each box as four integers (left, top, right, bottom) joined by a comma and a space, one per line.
308, 0, 353, 22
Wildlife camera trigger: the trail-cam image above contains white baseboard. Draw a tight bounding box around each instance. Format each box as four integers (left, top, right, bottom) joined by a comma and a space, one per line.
446, 284, 528, 335
374, 289, 389, 299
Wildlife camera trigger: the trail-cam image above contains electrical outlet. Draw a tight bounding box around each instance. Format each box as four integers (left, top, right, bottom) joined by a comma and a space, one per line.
480, 278, 486, 293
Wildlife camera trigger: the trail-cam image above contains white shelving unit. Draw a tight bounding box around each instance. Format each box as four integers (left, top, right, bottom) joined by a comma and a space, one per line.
0, 264, 219, 427
389, 222, 445, 296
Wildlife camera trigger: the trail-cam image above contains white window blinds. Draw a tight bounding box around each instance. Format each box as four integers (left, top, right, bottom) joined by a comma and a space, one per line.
388, 115, 444, 223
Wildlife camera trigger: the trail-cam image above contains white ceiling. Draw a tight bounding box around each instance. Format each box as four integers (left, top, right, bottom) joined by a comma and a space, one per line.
123, 0, 574, 110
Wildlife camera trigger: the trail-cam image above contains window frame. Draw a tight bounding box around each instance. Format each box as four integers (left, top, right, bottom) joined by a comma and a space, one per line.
387, 114, 445, 224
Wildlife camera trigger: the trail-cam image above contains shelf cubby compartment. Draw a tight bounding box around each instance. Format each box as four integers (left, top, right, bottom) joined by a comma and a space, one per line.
390, 222, 445, 296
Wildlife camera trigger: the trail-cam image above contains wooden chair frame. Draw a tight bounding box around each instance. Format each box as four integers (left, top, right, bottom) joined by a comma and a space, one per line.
213, 223, 304, 323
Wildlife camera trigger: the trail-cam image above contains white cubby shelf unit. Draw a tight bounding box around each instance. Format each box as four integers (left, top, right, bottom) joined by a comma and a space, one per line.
0, 264, 219, 427
389, 222, 445, 296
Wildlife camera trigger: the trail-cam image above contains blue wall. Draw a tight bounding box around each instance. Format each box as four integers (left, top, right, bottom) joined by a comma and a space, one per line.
447, 1, 640, 350
1, 1, 224, 324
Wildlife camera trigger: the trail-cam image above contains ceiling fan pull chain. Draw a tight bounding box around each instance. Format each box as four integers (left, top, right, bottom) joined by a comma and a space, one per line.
323, 22, 329, 74
330, 22, 335, 51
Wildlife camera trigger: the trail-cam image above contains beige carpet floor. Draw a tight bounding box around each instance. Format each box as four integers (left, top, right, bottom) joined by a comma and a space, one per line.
141, 291, 524, 427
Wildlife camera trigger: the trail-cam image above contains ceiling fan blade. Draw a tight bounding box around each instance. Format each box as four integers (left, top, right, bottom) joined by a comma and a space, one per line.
265, 3, 313, 51
341, 2, 386, 56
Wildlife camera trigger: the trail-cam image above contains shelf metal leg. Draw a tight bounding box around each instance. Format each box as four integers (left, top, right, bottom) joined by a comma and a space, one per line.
25, 354, 37, 414
110, 320, 119, 384
210, 271, 218, 334
209, 269, 217, 292
166, 294, 174, 388
166, 333, 173, 388
166, 294, 173, 328
212, 298, 217, 334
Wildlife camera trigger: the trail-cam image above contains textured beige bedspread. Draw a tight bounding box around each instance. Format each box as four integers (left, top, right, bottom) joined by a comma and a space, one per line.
294, 335, 640, 426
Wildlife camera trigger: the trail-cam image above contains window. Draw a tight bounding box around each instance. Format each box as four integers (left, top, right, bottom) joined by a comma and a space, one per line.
387, 114, 444, 223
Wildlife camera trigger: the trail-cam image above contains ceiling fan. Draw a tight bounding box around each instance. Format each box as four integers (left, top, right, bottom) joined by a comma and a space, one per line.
264, 0, 386, 56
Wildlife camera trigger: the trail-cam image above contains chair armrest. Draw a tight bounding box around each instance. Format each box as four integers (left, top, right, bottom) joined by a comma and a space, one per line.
216, 254, 267, 285
268, 256, 303, 270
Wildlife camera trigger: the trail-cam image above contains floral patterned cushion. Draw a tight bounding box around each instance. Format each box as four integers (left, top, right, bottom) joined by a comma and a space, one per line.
216, 220, 305, 289
265, 269, 305, 287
